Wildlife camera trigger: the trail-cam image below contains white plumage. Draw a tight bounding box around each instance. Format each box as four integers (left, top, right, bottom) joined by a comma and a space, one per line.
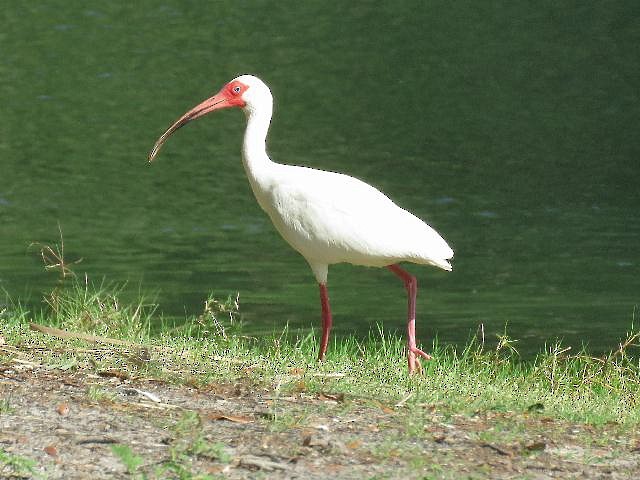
149, 74, 453, 373
259, 164, 453, 281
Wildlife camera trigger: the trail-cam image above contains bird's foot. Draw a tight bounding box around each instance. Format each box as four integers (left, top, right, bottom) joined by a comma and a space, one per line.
411, 346, 433, 361
407, 347, 433, 374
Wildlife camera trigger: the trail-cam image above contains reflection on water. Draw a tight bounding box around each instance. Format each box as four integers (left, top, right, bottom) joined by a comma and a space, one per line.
0, 2, 638, 357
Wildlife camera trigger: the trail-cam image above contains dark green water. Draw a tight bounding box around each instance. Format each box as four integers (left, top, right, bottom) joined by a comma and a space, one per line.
1, 1, 638, 355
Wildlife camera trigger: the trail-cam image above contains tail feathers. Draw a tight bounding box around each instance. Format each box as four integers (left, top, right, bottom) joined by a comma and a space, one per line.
430, 257, 453, 271
418, 244, 454, 271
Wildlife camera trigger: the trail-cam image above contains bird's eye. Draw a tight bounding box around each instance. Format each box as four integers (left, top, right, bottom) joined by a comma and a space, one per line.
233, 86, 241, 94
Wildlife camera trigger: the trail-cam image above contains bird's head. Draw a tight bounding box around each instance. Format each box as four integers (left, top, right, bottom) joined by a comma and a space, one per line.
148, 74, 271, 162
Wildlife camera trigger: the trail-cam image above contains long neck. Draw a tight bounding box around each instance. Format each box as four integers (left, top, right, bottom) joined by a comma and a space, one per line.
241, 102, 275, 188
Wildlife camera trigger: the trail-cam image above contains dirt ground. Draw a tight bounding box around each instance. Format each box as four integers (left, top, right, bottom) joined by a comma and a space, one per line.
1, 360, 639, 479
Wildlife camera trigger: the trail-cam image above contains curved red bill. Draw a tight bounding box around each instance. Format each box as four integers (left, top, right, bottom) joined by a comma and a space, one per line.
148, 92, 230, 162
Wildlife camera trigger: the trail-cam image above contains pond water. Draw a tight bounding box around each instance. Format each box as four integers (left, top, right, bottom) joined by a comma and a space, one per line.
1, 2, 638, 356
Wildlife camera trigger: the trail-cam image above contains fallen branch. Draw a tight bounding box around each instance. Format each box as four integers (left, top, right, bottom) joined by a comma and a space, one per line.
480, 442, 513, 457
29, 322, 148, 350
28, 323, 253, 371
239, 455, 290, 471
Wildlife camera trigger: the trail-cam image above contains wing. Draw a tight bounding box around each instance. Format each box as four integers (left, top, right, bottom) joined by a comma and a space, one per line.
259, 165, 453, 269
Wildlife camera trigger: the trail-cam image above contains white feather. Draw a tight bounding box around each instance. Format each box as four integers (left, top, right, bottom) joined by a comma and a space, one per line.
233, 75, 453, 284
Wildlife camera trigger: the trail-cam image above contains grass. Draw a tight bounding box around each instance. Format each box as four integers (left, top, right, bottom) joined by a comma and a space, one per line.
111, 444, 144, 476
0, 399, 14, 415
1, 279, 639, 426
0, 448, 41, 479
109, 412, 231, 480
86, 385, 117, 403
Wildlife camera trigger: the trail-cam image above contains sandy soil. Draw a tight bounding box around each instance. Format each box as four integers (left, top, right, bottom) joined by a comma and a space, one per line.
1, 360, 639, 479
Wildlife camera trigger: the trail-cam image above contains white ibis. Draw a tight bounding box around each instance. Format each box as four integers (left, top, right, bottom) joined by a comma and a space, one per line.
149, 75, 453, 373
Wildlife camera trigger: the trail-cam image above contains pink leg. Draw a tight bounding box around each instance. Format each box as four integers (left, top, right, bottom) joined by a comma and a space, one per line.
387, 264, 432, 373
318, 283, 333, 361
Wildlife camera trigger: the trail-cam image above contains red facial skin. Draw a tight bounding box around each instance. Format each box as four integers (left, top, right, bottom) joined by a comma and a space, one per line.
148, 80, 250, 162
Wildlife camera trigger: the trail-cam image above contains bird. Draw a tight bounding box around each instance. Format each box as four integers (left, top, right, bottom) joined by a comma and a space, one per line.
148, 75, 453, 373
